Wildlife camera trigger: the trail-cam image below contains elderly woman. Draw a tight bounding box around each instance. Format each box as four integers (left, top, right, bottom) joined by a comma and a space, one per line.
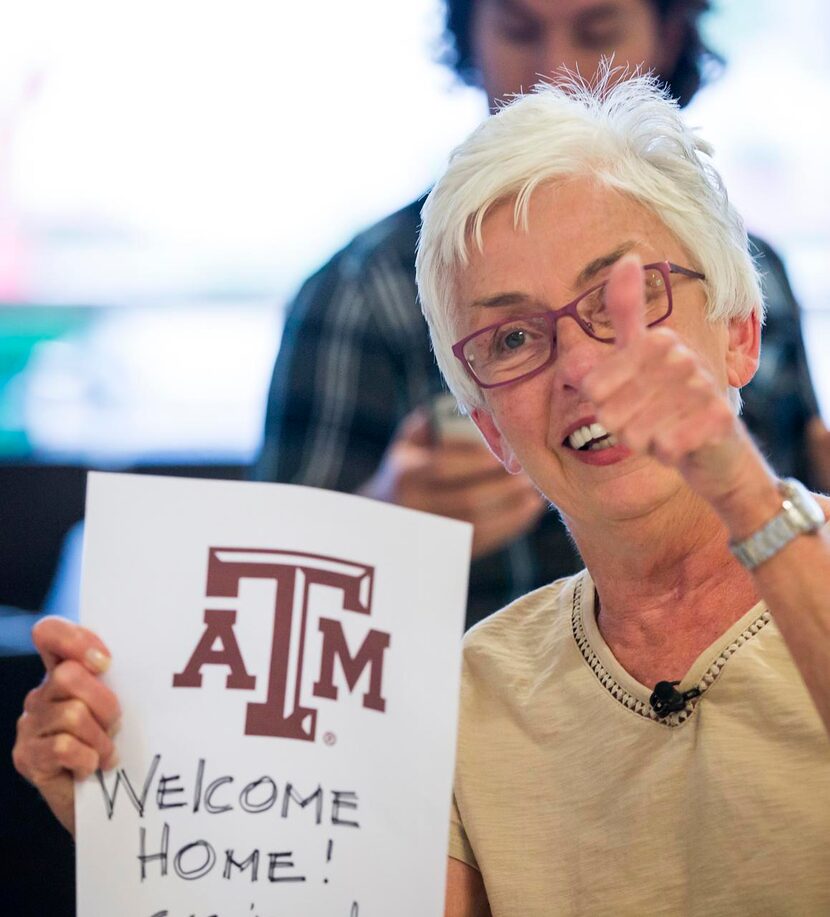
415, 73, 830, 914
12, 73, 830, 917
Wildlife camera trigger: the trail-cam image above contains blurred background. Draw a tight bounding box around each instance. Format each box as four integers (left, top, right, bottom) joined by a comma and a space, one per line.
1, 1, 828, 912
1, 0, 828, 473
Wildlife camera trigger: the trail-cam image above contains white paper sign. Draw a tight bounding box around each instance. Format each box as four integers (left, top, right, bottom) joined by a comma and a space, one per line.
76, 472, 471, 917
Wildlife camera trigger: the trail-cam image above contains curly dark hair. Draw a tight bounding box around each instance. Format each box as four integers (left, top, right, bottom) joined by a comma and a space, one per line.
443, 0, 723, 108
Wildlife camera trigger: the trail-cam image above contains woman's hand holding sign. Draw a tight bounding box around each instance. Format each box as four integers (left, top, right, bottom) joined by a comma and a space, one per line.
12, 616, 120, 835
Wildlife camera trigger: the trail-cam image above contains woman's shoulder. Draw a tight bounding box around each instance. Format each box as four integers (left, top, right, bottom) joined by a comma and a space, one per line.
462, 571, 586, 662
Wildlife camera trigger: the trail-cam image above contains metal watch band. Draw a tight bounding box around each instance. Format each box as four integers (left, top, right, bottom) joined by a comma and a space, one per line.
730, 478, 825, 571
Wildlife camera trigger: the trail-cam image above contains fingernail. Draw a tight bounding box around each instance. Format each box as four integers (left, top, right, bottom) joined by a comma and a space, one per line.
105, 750, 120, 770
108, 718, 121, 738
85, 648, 111, 673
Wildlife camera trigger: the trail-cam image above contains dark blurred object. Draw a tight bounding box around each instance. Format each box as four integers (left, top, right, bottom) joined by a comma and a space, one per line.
0, 652, 75, 916
0, 461, 248, 615
0, 464, 88, 612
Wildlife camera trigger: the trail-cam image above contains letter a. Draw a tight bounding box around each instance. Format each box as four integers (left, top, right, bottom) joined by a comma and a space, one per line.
172, 610, 256, 689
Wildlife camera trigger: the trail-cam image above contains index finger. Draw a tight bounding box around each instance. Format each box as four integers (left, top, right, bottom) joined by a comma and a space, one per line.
606, 252, 647, 349
32, 616, 112, 675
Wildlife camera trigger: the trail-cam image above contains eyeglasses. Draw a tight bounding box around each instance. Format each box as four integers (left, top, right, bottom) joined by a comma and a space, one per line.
451, 261, 705, 389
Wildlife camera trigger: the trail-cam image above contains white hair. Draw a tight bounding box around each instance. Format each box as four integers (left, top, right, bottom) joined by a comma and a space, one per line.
416, 67, 763, 412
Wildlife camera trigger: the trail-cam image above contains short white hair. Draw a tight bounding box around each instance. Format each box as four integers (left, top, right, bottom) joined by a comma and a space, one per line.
416, 68, 763, 412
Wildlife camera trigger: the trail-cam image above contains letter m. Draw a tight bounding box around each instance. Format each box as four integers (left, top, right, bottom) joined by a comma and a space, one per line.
313, 619, 390, 712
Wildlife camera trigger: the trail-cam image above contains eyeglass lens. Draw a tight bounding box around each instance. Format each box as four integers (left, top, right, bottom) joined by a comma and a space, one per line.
463, 266, 670, 386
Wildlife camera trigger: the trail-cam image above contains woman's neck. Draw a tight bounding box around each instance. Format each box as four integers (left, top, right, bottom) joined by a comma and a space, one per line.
567, 494, 761, 687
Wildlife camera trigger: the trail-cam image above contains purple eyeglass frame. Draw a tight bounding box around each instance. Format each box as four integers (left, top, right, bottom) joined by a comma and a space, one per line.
451, 260, 705, 389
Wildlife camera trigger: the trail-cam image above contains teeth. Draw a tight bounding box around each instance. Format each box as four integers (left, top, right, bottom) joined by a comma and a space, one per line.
589, 434, 618, 451
568, 422, 611, 450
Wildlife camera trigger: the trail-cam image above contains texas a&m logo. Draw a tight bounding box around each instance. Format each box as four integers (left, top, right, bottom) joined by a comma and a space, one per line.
172, 548, 390, 742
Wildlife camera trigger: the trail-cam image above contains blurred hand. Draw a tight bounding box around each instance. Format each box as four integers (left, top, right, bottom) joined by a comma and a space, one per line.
806, 415, 830, 494
581, 254, 771, 518
12, 617, 121, 836
360, 407, 545, 558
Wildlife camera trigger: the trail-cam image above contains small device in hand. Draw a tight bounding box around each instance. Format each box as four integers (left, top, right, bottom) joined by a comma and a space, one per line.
428, 393, 482, 444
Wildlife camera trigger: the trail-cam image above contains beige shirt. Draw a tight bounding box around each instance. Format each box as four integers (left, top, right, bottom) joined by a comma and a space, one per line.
450, 571, 830, 916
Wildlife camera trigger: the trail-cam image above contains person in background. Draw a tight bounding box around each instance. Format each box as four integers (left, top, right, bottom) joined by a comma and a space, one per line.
255, 0, 828, 630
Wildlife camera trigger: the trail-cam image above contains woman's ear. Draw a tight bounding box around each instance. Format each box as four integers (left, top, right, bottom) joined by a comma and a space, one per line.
726, 310, 761, 389
471, 408, 524, 474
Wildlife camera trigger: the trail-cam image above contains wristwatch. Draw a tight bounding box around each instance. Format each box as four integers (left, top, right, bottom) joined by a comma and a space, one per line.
730, 478, 826, 570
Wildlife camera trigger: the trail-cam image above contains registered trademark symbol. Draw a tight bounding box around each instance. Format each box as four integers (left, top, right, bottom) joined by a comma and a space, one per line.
323, 731, 337, 746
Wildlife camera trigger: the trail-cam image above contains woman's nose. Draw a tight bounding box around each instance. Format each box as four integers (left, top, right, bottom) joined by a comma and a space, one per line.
552, 315, 608, 393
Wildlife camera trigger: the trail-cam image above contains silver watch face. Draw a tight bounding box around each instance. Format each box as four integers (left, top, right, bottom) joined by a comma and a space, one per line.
731, 478, 825, 570
781, 478, 826, 531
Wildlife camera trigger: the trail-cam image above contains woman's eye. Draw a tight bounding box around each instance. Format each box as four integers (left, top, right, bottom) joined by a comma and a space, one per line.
584, 288, 609, 318
501, 329, 526, 350
490, 319, 547, 360
644, 270, 665, 299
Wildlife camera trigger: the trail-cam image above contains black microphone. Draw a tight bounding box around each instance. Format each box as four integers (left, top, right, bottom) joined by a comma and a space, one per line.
649, 680, 701, 718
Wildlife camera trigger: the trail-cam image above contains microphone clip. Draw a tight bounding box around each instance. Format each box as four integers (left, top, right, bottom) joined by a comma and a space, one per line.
649, 680, 701, 719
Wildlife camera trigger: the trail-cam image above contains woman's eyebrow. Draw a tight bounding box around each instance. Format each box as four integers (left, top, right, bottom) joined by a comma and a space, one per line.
468, 291, 542, 310
574, 241, 636, 289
